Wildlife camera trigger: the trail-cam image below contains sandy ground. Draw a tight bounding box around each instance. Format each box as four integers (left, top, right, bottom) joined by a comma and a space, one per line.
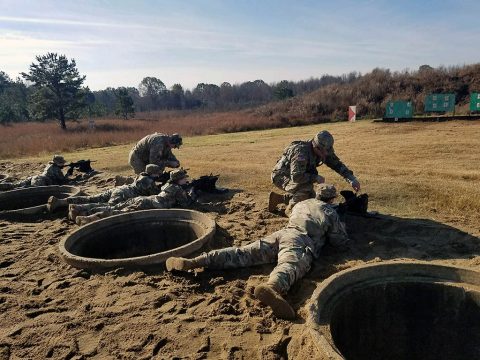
0, 163, 479, 360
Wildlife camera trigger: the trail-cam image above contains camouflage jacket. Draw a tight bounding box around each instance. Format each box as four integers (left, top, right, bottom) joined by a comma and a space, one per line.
41, 162, 67, 185
120, 181, 194, 210
272, 141, 356, 187
131, 133, 178, 168
287, 198, 349, 258
156, 181, 194, 208
108, 173, 159, 204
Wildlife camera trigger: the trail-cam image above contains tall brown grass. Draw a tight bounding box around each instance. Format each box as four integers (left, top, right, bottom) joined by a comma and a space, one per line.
0, 109, 332, 159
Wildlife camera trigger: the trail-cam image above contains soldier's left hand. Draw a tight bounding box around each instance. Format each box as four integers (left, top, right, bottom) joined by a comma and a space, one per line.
351, 179, 361, 192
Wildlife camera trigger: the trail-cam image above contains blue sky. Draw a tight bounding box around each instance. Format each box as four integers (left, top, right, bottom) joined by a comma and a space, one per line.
1, 0, 479, 90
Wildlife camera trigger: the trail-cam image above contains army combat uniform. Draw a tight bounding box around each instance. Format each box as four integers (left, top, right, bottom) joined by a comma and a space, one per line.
70, 172, 159, 216
271, 140, 356, 207
74, 169, 194, 225
190, 197, 349, 294
0, 155, 67, 191
119, 181, 194, 211
128, 133, 180, 174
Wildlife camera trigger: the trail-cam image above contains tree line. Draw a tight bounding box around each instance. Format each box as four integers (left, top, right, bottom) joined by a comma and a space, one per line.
2, 52, 479, 130
0, 52, 353, 129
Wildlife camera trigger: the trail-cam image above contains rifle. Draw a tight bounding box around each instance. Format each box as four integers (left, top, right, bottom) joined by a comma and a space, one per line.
336, 190, 369, 221
183, 174, 228, 194
66, 160, 96, 176
157, 171, 172, 185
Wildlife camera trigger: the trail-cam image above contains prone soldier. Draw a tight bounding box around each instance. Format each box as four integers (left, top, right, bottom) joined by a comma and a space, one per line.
0, 155, 68, 191
166, 184, 350, 320
75, 169, 196, 225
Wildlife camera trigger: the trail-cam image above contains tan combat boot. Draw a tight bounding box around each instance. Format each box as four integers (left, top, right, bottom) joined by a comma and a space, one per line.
76, 213, 102, 226
47, 196, 68, 212
254, 284, 295, 320
268, 191, 288, 212
165, 256, 206, 272
68, 204, 81, 221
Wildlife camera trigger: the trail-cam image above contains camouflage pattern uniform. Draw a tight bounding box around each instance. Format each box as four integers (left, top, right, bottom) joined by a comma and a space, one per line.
271, 140, 356, 207
73, 172, 159, 215
196, 197, 349, 294
128, 133, 179, 174
2, 161, 67, 190
83, 178, 194, 219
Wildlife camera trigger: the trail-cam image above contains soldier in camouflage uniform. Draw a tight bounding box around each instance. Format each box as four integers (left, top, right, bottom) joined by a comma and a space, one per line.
128, 133, 182, 174
47, 164, 163, 213
166, 184, 350, 320
269, 130, 360, 213
0, 155, 68, 191
75, 169, 195, 225
63, 164, 162, 221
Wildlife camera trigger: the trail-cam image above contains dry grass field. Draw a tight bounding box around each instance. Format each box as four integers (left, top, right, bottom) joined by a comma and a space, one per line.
0, 109, 319, 159
1, 119, 480, 359
7, 119, 480, 235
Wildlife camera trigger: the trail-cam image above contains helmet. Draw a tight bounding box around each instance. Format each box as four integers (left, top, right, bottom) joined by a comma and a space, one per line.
52, 155, 66, 166
169, 133, 183, 147
170, 169, 188, 182
145, 164, 162, 176
316, 184, 337, 200
312, 131, 334, 150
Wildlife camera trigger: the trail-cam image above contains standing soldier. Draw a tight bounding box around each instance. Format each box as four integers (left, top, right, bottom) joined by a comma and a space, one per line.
0, 155, 68, 191
166, 184, 350, 320
269, 130, 360, 213
128, 133, 182, 174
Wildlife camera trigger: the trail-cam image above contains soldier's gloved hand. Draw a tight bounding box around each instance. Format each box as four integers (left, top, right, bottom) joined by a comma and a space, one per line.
315, 175, 325, 184
351, 179, 361, 192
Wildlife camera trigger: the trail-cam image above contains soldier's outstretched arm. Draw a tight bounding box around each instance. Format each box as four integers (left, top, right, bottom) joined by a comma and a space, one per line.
325, 152, 360, 191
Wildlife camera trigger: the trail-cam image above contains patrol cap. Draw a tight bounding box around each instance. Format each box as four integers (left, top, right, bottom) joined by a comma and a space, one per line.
52, 154, 66, 166
169, 133, 183, 147
316, 184, 337, 200
145, 164, 162, 176
170, 169, 188, 182
312, 130, 334, 150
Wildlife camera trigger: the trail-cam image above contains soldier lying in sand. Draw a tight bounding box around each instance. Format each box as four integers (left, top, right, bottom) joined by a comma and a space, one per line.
47, 164, 162, 215
73, 169, 196, 225
0, 155, 69, 191
165, 184, 350, 320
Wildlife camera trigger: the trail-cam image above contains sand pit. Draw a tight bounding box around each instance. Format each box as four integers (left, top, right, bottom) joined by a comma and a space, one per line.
308, 262, 480, 360
0, 163, 479, 359
60, 209, 216, 269
0, 185, 80, 216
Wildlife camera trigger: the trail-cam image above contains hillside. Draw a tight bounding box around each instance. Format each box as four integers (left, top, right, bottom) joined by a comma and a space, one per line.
256, 64, 480, 121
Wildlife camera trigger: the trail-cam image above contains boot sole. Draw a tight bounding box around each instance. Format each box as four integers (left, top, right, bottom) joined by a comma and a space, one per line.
254, 285, 295, 320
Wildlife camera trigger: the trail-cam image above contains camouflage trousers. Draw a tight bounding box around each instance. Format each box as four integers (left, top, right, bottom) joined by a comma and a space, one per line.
284, 182, 315, 208
2, 174, 55, 190
200, 228, 313, 294
67, 189, 114, 205
75, 196, 167, 217
273, 174, 315, 209
128, 150, 147, 175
